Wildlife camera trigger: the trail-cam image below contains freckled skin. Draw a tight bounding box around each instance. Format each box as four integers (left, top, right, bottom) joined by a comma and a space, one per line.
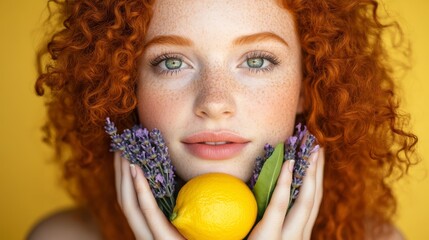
137, 0, 303, 181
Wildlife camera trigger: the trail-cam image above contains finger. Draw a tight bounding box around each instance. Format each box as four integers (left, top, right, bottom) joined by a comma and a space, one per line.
282, 149, 319, 237
248, 160, 295, 239
303, 147, 324, 239
121, 160, 153, 239
260, 160, 294, 228
114, 152, 122, 206
132, 164, 184, 239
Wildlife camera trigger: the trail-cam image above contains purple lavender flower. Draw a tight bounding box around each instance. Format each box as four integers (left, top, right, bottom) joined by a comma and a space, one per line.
284, 136, 298, 160
287, 124, 318, 209
249, 144, 274, 189
104, 118, 176, 216
285, 123, 308, 160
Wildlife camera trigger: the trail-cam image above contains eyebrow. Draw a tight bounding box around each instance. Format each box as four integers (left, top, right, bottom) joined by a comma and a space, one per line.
144, 32, 289, 49
144, 35, 193, 48
232, 32, 289, 47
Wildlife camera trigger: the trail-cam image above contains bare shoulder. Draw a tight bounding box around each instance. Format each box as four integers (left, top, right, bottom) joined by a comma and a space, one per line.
366, 223, 405, 240
27, 207, 102, 240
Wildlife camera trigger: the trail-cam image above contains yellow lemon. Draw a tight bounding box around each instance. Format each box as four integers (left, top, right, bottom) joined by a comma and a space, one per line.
170, 173, 257, 240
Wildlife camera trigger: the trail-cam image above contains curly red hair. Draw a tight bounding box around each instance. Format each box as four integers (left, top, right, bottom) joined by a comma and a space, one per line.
36, 0, 418, 239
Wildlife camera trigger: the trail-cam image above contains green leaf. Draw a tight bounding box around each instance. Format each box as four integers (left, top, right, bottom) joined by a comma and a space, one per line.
252, 143, 284, 221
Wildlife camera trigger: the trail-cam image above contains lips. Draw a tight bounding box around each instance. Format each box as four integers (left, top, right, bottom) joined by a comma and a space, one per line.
181, 131, 250, 160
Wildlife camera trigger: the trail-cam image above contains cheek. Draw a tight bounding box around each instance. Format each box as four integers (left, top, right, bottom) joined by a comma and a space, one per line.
137, 86, 181, 130
250, 80, 301, 140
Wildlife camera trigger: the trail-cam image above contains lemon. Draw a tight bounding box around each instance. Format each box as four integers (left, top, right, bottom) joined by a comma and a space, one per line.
170, 173, 257, 240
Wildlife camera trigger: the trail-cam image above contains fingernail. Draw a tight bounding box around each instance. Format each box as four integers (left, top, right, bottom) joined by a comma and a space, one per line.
311, 148, 320, 163
288, 160, 295, 173
311, 144, 320, 154
130, 164, 137, 178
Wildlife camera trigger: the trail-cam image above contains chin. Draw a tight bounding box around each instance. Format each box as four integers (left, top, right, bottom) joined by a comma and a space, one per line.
176, 164, 253, 183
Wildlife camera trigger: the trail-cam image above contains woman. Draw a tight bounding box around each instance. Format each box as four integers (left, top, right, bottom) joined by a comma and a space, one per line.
28, 0, 417, 239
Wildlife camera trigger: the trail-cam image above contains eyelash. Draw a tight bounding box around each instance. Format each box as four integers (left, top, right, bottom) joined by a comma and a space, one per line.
149, 51, 281, 76
149, 52, 185, 76
245, 51, 280, 74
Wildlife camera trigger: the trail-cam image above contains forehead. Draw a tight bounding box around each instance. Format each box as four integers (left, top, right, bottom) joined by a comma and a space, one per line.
145, 0, 297, 45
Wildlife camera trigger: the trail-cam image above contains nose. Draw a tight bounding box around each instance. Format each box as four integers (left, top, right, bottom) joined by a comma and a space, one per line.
193, 69, 236, 120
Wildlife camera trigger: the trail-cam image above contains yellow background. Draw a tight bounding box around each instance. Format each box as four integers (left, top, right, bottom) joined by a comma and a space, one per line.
0, 1, 427, 239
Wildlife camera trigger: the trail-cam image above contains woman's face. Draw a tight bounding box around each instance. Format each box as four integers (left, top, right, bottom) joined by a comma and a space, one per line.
137, 0, 303, 182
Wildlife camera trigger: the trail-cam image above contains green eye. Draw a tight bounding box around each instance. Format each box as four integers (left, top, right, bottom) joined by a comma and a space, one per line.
165, 58, 182, 69
247, 58, 264, 68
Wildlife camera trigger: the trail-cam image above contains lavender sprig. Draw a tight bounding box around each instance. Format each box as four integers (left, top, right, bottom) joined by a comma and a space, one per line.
285, 123, 307, 160
288, 124, 318, 210
104, 118, 176, 217
249, 144, 274, 189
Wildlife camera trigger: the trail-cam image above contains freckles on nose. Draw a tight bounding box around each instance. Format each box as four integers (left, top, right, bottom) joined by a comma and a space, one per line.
193, 73, 237, 119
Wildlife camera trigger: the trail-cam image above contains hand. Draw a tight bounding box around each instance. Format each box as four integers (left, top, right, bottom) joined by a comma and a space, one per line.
114, 152, 184, 240
248, 148, 324, 240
